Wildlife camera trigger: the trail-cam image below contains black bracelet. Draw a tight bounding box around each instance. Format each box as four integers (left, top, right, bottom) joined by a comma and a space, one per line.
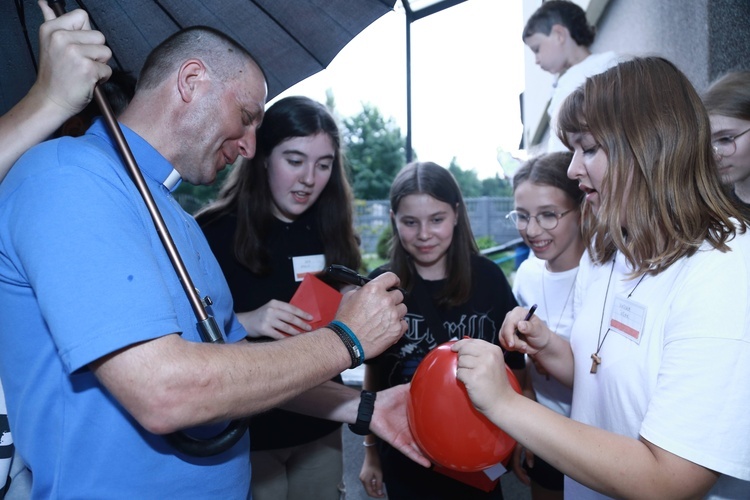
348, 390, 376, 435
328, 321, 363, 368
330, 320, 364, 361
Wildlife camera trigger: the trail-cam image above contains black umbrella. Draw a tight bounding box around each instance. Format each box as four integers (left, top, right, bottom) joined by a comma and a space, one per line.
1, 0, 396, 115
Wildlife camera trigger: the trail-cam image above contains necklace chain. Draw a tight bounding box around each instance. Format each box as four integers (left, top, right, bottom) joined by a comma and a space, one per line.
591, 256, 647, 374
541, 265, 578, 335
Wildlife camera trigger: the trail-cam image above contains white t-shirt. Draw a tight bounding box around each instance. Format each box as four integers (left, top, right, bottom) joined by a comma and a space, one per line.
566, 234, 750, 499
547, 51, 621, 152
513, 255, 576, 416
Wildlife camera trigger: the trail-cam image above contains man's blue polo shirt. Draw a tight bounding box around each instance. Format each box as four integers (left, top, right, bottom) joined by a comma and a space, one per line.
0, 120, 249, 498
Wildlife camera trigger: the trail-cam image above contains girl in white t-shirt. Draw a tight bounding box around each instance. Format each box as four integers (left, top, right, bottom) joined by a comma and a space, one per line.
454, 56, 750, 499
509, 151, 584, 500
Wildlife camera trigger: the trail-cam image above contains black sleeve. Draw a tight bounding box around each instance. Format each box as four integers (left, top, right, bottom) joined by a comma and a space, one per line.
473, 255, 525, 369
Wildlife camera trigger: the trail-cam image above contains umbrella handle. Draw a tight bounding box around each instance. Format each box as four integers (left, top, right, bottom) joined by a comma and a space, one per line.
46, 1, 248, 457
47, 0, 66, 13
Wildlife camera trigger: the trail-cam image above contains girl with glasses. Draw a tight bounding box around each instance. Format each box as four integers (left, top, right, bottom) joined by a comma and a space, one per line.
703, 70, 750, 206
509, 151, 584, 500
454, 57, 750, 499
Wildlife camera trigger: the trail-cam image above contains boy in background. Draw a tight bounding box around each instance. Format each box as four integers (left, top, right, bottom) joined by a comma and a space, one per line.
523, 0, 620, 152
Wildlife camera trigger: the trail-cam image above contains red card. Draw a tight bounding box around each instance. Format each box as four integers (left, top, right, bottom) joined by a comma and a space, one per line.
289, 273, 342, 330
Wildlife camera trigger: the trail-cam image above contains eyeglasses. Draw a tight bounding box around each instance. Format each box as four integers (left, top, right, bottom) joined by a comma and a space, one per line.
506, 208, 575, 231
712, 126, 750, 158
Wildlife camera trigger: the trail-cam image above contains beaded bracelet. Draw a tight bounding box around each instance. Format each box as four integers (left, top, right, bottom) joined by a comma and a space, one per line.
328, 320, 364, 368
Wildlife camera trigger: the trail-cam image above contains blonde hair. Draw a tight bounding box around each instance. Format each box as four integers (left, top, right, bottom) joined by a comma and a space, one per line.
557, 56, 747, 275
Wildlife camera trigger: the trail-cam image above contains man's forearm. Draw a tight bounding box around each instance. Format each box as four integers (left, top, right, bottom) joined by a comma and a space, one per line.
280, 380, 359, 422
92, 328, 353, 435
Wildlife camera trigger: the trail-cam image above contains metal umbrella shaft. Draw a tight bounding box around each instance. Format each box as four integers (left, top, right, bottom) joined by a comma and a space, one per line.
48, 0, 247, 457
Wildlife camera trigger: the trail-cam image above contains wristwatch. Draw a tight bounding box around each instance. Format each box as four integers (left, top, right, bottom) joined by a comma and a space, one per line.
348, 390, 377, 435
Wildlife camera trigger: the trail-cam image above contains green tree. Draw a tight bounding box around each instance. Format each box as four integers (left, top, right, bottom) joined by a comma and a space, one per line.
480, 148, 522, 197
446, 150, 518, 198
173, 164, 234, 214
342, 103, 406, 200
447, 157, 482, 198
481, 174, 513, 197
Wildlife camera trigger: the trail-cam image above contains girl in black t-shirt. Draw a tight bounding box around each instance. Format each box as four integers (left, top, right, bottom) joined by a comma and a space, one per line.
360, 161, 523, 500
197, 96, 360, 500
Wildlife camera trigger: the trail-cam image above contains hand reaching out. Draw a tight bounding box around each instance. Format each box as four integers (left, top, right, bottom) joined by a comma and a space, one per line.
369, 384, 430, 468
236, 300, 313, 339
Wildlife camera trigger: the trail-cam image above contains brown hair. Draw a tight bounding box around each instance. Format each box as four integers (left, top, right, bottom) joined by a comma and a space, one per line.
703, 70, 750, 121
388, 162, 477, 307
522, 0, 596, 47
197, 96, 360, 275
557, 56, 747, 275
512, 151, 582, 206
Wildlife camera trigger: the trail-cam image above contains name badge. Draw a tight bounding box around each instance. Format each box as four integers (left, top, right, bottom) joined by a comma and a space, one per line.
609, 295, 647, 344
292, 254, 325, 282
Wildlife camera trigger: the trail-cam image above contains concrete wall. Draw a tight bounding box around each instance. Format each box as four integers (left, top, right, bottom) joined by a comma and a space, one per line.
522, 0, 750, 151
594, 0, 710, 87
707, 0, 750, 81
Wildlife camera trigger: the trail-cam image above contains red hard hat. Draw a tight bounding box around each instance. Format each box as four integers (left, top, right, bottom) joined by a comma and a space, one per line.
407, 340, 521, 472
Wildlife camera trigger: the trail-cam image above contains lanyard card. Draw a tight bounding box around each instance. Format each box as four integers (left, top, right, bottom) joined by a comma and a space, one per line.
292, 254, 325, 282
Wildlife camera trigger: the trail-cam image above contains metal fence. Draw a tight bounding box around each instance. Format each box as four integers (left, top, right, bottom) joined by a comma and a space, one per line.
176, 195, 520, 255
355, 197, 519, 254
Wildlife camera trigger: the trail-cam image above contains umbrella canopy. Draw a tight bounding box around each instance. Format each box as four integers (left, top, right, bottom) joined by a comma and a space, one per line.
0, 0, 396, 115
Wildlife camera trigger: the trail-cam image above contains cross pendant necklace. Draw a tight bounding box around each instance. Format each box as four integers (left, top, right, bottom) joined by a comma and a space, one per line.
590, 256, 646, 374
590, 352, 602, 373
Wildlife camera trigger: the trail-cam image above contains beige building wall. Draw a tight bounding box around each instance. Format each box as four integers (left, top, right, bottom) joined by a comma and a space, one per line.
521, 0, 750, 153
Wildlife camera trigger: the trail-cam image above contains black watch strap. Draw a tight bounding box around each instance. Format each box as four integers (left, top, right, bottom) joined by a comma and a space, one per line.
348, 390, 377, 435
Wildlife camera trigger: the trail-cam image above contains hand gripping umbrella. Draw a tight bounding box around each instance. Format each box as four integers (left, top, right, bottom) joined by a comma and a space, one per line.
47, 0, 246, 458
